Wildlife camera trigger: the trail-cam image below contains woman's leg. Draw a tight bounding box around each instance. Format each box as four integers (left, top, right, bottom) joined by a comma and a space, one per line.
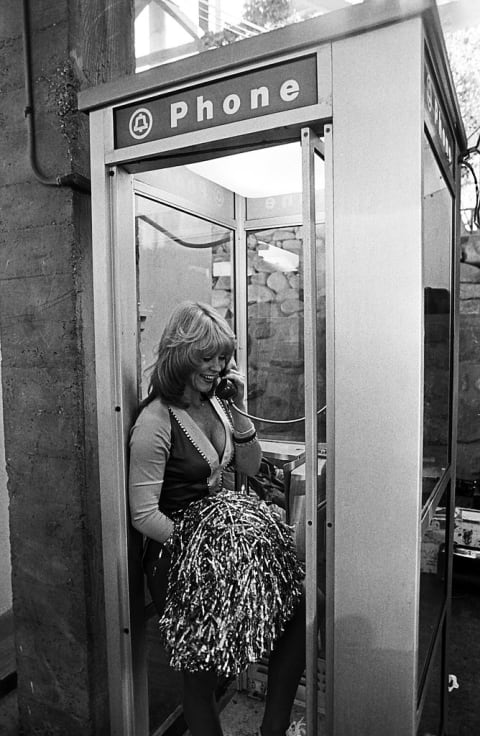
183, 669, 223, 736
260, 593, 306, 736
144, 541, 171, 616
144, 544, 222, 734
144, 544, 222, 735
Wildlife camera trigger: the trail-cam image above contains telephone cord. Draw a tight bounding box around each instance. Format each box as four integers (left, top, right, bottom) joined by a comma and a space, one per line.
230, 403, 327, 425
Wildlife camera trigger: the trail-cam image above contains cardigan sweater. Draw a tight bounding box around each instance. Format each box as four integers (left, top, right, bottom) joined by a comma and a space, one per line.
128, 396, 235, 544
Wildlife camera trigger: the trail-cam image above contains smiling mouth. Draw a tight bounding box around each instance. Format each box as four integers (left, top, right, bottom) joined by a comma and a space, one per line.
201, 374, 217, 382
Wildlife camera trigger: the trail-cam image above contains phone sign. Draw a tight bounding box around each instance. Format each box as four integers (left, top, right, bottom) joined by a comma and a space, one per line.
114, 55, 318, 149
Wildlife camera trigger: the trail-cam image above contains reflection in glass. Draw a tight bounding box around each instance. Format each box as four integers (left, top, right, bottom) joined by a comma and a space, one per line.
423, 137, 453, 502
418, 486, 449, 686
246, 224, 326, 443
417, 626, 444, 735
135, 195, 234, 398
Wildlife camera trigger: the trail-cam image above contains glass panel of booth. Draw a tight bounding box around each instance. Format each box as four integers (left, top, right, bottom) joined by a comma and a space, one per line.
134, 148, 326, 447
418, 133, 453, 730
245, 216, 326, 445
134, 186, 236, 733
416, 625, 444, 736
135, 195, 235, 398
418, 485, 450, 689
422, 133, 453, 505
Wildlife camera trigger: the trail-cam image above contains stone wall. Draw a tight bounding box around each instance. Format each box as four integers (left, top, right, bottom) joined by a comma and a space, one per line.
246, 225, 326, 442
212, 222, 327, 442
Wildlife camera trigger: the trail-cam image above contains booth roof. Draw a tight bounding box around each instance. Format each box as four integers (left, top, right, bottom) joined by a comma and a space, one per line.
78, 0, 466, 154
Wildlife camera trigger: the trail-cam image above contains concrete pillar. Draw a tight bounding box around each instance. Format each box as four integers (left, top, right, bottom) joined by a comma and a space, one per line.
0, 1, 134, 733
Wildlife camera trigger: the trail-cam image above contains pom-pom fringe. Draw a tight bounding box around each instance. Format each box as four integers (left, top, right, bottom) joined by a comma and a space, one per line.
159, 490, 304, 676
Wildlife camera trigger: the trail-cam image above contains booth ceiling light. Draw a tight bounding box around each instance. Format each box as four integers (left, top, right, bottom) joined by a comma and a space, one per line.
258, 244, 299, 272
187, 143, 310, 197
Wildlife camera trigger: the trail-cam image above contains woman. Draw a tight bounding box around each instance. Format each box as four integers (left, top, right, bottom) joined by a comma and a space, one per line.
129, 301, 306, 736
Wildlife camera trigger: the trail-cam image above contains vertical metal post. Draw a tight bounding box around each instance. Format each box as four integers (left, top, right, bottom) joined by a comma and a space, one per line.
234, 193, 248, 387
115, 171, 150, 736
90, 110, 137, 735
324, 123, 335, 736
110, 166, 141, 734
301, 126, 324, 734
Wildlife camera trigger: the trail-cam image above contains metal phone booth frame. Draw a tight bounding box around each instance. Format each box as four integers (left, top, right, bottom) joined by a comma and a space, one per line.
79, 2, 466, 735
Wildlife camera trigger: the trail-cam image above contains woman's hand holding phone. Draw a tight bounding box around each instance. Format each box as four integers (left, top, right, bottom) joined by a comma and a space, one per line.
216, 360, 245, 405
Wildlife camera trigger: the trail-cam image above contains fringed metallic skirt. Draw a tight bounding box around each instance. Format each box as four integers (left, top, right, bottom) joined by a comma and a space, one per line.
158, 490, 304, 676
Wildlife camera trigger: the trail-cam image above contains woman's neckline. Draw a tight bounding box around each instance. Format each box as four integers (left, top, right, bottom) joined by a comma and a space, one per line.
186, 392, 210, 410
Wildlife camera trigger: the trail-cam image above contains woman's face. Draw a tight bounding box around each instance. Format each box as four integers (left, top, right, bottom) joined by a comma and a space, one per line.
187, 352, 228, 395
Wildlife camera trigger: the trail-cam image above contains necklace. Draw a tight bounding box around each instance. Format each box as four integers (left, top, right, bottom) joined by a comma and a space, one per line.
190, 395, 209, 410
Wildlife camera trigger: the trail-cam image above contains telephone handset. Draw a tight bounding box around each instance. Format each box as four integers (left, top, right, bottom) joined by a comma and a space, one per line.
215, 377, 237, 401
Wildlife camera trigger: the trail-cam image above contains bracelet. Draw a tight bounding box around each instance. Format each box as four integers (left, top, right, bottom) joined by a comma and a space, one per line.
233, 430, 257, 445
234, 435, 258, 447
233, 424, 256, 438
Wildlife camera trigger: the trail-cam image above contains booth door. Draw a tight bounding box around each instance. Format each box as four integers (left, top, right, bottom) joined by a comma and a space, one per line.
135, 185, 236, 732
125, 133, 329, 735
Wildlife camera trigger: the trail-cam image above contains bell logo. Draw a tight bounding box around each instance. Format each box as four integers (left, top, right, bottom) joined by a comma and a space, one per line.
129, 108, 153, 140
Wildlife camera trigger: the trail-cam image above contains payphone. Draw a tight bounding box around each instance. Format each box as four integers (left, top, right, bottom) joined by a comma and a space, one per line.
79, 2, 466, 734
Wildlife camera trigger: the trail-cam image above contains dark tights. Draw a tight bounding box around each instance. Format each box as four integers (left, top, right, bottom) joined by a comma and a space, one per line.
181, 594, 306, 736
260, 593, 306, 736
183, 669, 223, 736
145, 541, 308, 736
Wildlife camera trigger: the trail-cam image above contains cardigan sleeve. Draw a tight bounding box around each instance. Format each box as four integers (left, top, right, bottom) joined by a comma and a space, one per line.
128, 400, 175, 544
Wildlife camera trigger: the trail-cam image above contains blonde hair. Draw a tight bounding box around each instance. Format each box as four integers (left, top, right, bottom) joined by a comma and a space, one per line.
147, 301, 236, 407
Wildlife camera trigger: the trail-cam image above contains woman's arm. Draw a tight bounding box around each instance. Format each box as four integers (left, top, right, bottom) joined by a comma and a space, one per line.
128, 403, 175, 543
222, 361, 262, 477
232, 424, 262, 476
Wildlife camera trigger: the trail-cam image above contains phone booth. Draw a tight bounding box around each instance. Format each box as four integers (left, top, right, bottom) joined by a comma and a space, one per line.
79, 2, 466, 735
